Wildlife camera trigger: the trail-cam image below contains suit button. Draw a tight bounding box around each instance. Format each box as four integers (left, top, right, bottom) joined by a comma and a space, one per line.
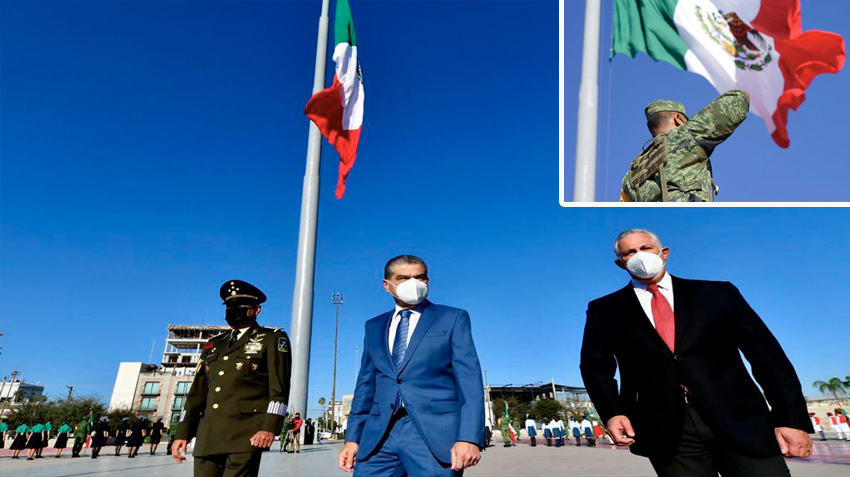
219, 371, 225, 375
223, 356, 229, 361
396, 379, 403, 384
212, 404, 219, 409
215, 387, 221, 392
673, 354, 681, 361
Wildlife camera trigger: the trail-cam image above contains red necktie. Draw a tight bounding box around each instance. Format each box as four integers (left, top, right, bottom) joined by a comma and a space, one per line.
647, 283, 675, 352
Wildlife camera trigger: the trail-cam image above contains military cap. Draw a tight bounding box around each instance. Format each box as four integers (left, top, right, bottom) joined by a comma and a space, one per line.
645, 99, 686, 120
220, 279, 267, 306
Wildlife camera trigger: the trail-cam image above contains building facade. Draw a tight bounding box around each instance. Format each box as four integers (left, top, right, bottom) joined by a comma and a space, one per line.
108, 325, 229, 425
0, 378, 45, 419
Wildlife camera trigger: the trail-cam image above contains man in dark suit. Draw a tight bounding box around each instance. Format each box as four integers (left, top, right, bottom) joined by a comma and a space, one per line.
172, 280, 292, 477
339, 255, 485, 476
580, 229, 812, 477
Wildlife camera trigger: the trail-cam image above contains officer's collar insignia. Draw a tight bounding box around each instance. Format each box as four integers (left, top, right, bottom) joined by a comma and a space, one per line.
255, 333, 266, 339
251, 363, 259, 371
278, 337, 289, 353
236, 362, 244, 370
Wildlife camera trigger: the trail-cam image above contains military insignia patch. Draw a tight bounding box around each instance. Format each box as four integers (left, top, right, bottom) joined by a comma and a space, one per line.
278, 337, 289, 353
244, 340, 263, 354
236, 362, 244, 370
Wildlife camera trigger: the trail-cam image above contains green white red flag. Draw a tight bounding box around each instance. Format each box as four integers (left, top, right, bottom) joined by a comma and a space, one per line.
612, 0, 845, 148
305, 0, 364, 199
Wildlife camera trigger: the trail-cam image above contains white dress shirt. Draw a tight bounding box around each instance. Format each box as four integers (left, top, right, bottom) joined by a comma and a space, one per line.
388, 305, 421, 354
631, 272, 675, 328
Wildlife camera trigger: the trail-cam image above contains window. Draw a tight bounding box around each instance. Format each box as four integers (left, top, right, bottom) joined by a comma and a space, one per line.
172, 397, 186, 410
175, 381, 191, 395
140, 397, 157, 411
142, 382, 160, 395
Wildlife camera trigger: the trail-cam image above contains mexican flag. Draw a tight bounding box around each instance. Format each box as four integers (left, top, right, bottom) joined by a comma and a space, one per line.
305, 0, 364, 199
612, 0, 845, 148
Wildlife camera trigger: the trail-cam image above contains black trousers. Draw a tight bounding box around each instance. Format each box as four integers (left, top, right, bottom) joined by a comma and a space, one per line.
649, 405, 791, 477
72, 437, 85, 456
194, 452, 263, 477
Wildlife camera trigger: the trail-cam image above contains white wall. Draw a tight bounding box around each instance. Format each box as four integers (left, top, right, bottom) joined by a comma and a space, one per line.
109, 362, 143, 410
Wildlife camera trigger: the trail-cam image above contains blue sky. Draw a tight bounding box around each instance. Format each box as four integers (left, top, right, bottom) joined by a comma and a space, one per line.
562, 0, 850, 202
0, 1, 846, 420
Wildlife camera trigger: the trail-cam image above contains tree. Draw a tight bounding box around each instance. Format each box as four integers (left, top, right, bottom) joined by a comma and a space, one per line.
7, 395, 106, 429
492, 397, 530, 429
531, 398, 564, 422
813, 377, 847, 400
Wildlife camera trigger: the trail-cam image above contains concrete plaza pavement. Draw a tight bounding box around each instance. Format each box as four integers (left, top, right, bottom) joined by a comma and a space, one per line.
1, 439, 848, 476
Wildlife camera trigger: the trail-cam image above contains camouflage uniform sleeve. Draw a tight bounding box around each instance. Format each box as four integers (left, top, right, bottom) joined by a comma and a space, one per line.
261, 330, 292, 434
175, 350, 209, 441
683, 89, 750, 155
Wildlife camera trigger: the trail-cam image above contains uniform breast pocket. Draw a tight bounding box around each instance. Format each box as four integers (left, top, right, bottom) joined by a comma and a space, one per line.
425, 330, 448, 339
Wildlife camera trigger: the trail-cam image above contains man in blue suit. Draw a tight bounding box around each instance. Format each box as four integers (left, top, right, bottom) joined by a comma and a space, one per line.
339, 255, 485, 476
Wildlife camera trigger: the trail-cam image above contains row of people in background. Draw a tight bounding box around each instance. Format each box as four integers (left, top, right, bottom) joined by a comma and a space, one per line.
809, 409, 850, 441
2, 414, 170, 461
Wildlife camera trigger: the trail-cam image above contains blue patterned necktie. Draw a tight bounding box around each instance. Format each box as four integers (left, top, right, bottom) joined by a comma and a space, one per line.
392, 310, 411, 369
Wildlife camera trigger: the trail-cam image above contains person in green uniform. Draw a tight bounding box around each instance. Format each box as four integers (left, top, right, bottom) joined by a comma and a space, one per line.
621, 90, 750, 202
498, 418, 512, 448
172, 279, 293, 477
27, 422, 45, 460
0, 417, 8, 449
10, 422, 30, 458
54, 422, 73, 457
40, 419, 52, 457
166, 417, 179, 455
278, 412, 293, 453
71, 416, 90, 458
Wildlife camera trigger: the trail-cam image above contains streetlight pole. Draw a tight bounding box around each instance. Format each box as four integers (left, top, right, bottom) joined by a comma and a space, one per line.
330, 292, 344, 439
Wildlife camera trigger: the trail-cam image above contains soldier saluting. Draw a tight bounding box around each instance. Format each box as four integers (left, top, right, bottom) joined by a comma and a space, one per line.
621, 90, 750, 202
172, 280, 292, 477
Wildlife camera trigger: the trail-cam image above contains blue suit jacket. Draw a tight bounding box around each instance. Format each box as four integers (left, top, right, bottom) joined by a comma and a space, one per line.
345, 301, 485, 464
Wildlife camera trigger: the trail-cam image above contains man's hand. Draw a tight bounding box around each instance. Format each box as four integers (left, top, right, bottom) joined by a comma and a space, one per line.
450, 441, 481, 470
339, 442, 359, 473
607, 415, 636, 446
775, 427, 812, 458
249, 431, 275, 448
171, 439, 188, 463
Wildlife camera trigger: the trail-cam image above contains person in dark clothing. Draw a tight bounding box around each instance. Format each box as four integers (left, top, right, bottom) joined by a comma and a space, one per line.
115, 417, 129, 456
91, 417, 109, 459
149, 416, 165, 455
127, 416, 147, 458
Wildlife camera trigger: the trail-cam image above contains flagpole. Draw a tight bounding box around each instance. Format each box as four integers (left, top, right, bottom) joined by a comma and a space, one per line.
289, 0, 330, 429
573, 0, 602, 202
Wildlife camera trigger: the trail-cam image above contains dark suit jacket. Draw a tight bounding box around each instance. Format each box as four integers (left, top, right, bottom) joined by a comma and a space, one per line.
579, 276, 812, 463
346, 301, 485, 465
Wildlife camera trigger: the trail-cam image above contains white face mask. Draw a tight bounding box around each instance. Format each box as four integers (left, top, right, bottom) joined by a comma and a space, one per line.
388, 278, 429, 305
625, 251, 665, 279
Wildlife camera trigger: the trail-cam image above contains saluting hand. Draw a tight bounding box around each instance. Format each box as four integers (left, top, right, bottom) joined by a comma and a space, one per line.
172, 439, 188, 463
249, 431, 275, 448
607, 415, 636, 446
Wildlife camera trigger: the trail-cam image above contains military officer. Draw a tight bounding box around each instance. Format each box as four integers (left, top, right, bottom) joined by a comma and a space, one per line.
621, 89, 750, 202
172, 279, 292, 477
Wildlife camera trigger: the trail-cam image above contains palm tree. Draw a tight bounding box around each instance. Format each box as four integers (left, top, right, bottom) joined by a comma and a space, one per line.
813, 377, 846, 400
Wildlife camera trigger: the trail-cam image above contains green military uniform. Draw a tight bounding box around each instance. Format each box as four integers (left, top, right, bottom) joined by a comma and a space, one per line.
498, 418, 512, 447
72, 419, 90, 457
622, 90, 750, 202
176, 280, 292, 477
